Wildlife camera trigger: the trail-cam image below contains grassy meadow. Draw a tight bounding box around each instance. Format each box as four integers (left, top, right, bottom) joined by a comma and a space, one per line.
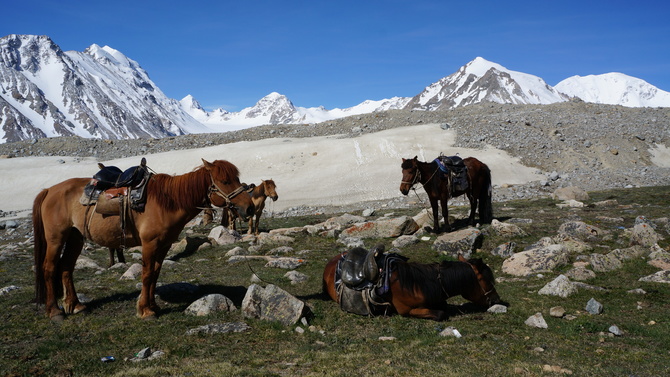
1, 186, 669, 376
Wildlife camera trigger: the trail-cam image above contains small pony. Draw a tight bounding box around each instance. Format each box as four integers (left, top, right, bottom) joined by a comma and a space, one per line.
220, 179, 278, 235
323, 245, 502, 321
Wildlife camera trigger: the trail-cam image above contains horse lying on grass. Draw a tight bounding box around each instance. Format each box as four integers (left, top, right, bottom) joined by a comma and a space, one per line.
323, 245, 502, 321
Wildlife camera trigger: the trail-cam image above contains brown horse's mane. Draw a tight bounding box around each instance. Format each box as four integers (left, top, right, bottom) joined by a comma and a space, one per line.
395, 261, 479, 303
146, 161, 239, 212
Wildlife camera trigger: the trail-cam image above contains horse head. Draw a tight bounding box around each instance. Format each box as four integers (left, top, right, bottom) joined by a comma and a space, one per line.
263, 179, 279, 201
400, 156, 419, 195
202, 159, 255, 220
458, 254, 501, 307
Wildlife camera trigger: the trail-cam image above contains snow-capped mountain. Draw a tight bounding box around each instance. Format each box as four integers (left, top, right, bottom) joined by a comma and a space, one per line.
2, 34, 669, 144
181, 92, 411, 132
0, 34, 208, 143
404, 57, 568, 110
555, 73, 670, 108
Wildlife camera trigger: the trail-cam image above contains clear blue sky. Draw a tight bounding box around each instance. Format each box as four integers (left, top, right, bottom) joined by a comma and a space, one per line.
4, 1, 669, 111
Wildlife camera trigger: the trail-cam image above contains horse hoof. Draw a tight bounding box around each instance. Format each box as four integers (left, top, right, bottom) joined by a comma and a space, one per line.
73, 304, 88, 315
50, 314, 65, 323
142, 313, 158, 321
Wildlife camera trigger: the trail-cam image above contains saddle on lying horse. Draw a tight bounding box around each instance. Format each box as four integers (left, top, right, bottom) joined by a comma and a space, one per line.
80, 157, 152, 214
435, 154, 469, 192
335, 245, 407, 316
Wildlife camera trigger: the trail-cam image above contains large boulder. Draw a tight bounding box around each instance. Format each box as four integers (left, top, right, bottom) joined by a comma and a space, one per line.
185, 294, 236, 316
432, 228, 483, 259
241, 284, 306, 326
502, 244, 569, 276
551, 186, 589, 201
341, 216, 419, 238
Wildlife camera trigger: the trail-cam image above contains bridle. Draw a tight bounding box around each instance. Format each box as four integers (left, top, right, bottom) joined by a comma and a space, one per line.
401, 161, 440, 191
207, 173, 254, 208
468, 262, 497, 306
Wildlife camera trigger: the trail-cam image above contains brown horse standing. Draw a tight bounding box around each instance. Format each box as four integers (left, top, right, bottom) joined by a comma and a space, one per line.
323, 246, 501, 321
400, 156, 493, 233
220, 179, 278, 235
247, 179, 278, 235
32, 159, 254, 321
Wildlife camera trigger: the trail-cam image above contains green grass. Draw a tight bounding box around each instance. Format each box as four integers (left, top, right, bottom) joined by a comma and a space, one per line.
1, 186, 669, 376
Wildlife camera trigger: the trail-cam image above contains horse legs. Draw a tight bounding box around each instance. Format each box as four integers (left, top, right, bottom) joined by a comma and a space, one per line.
440, 198, 451, 233
42, 237, 66, 320
429, 198, 442, 233
60, 232, 87, 315
467, 193, 478, 226
392, 300, 447, 321
137, 242, 169, 319
108, 248, 125, 267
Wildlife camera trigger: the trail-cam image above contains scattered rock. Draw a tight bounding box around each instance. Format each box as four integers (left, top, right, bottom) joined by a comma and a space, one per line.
538, 275, 577, 297
241, 284, 306, 326
185, 294, 236, 316
525, 312, 548, 329
439, 327, 462, 338
186, 322, 251, 335
585, 298, 603, 314
432, 227, 483, 259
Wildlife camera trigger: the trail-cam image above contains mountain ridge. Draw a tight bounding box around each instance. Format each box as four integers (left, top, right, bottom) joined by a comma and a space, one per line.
1, 34, 669, 144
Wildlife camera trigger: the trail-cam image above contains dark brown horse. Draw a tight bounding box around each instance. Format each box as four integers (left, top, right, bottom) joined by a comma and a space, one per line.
323, 246, 501, 321
400, 156, 493, 233
33, 159, 254, 321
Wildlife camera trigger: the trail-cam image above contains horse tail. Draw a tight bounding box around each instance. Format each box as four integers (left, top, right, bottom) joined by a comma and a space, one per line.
32, 189, 48, 304
478, 165, 493, 224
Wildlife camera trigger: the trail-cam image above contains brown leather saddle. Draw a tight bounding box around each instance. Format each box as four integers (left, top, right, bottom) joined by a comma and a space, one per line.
335, 244, 407, 316
80, 157, 152, 213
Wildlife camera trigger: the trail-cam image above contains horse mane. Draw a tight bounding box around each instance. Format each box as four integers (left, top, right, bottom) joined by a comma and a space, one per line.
146, 161, 239, 212
395, 261, 478, 302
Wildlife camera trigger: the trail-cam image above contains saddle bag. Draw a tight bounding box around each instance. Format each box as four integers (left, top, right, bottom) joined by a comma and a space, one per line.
95, 189, 127, 216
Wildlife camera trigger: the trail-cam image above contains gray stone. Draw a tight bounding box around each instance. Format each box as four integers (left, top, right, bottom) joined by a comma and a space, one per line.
609, 325, 624, 336
432, 227, 483, 259
490, 241, 516, 258
284, 270, 308, 284
585, 298, 603, 314
392, 235, 419, 248
487, 304, 507, 313
549, 306, 566, 318
185, 294, 236, 316
538, 275, 577, 298
208, 226, 242, 245
501, 244, 569, 276
564, 266, 596, 281
551, 186, 589, 201
589, 253, 623, 272
120, 263, 143, 280
638, 270, 670, 284
630, 222, 662, 247
490, 219, 527, 237
75, 255, 102, 270
186, 322, 251, 335
525, 312, 548, 329
439, 326, 462, 338
341, 216, 419, 238
264, 257, 306, 269
558, 221, 606, 242
241, 284, 306, 326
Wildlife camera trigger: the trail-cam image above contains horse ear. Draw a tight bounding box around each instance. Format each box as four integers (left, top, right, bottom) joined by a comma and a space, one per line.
202, 159, 213, 169
458, 254, 468, 263
413, 155, 418, 160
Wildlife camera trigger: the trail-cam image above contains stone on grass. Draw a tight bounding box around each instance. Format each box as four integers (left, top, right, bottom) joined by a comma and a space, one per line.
241, 284, 306, 326
432, 228, 483, 259
185, 294, 236, 316
538, 275, 577, 298
585, 298, 603, 314
525, 312, 548, 329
